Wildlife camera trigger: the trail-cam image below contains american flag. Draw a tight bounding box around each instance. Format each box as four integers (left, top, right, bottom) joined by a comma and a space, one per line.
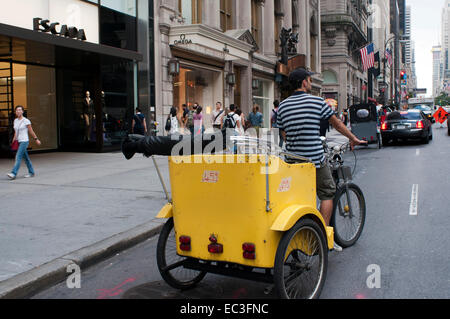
385, 48, 393, 66
360, 43, 375, 71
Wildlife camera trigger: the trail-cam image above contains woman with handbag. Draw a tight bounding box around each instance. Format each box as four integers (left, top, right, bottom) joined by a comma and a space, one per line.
7, 105, 41, 180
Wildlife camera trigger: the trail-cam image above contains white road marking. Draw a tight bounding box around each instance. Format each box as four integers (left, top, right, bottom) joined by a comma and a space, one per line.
416, 149, 420, 156
409, 184, 419, 216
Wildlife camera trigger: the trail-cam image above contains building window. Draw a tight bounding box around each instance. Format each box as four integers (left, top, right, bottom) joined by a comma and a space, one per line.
322, 70, 338, 85
220, 0, 233, 32
179, 0, 202, 24
251, 0, 261, 49
101, 0, 136, 16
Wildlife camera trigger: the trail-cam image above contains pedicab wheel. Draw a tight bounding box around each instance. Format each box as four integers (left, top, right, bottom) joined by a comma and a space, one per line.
331, 183, 366, 248
156, 218, 207, 290
274, 218, 328, 299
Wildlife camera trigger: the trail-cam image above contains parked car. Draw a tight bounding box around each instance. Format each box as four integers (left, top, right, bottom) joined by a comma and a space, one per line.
381, 110, 433, 145
413, 105, 435, 123
447, 113, 450, 136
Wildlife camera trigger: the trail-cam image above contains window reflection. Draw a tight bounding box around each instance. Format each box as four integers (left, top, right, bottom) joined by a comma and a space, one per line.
101, 0, 136, 16
100, 3, 137, 51
101, 57, 135, 148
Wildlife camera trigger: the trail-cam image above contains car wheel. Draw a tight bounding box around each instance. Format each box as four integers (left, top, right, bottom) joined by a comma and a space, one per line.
382, 137, 389, 147
422, 134, 429, 144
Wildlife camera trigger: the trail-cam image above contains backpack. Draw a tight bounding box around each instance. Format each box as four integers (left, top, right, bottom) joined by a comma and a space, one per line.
272, 109, 278, 128
223, 113, 237, 129
186, 110, 194, 128
165, 115, 172, 132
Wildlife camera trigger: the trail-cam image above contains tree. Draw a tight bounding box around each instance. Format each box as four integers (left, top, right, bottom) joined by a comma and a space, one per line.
435, 92, 450, 106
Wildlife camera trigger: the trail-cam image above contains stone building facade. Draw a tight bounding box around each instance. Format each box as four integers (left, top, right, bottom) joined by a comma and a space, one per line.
320, 0, 369, 112
153, 0, 322, 133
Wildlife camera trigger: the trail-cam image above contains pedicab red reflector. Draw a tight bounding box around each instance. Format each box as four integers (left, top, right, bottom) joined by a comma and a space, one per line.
242, 243, 255, 252
208, 243, 223, 254
243, 243, 256, 259
179, 236, 191, 251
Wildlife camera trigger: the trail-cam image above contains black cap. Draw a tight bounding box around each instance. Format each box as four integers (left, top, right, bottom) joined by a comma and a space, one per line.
289, 68, 315, 88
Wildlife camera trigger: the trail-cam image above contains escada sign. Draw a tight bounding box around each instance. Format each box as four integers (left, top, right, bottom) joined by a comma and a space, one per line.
33, 17, 87, 41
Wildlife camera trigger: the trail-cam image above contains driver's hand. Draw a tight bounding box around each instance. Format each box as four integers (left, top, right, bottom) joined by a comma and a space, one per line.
350, 138, 368, 150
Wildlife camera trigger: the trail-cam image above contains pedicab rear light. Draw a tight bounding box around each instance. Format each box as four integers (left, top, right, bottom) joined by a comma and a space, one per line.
243, 243, 256, 260
179, 236, 191, 251
208, 244, 223, 254
416, 120, 424, 129
208, 235, 223, 253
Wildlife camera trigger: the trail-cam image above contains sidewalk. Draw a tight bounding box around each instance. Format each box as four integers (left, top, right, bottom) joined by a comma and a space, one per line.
0, 152, 171, 298
326, 127, 350, 147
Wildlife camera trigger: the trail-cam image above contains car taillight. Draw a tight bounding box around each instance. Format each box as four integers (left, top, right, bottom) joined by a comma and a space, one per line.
416, 121, 424, 129
179, 236, 191, 251
243, 243, 256, 260
381, 122, 388, 131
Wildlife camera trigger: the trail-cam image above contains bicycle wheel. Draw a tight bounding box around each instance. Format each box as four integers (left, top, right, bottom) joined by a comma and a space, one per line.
156, 218, 207, 290
274, 218, 328, 299
331, 183, 366, 248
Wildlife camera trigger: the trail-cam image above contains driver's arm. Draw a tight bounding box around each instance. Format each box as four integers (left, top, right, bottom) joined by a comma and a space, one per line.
329, 115, 366, 149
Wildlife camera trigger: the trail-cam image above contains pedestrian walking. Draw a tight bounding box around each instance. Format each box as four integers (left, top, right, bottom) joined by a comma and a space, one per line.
132, 108, 147, 135
212, 102, 225, 132
165, 107, 181, 135
343, 108, 349, 127
222, 105, 241, 133
193, 106, 204, 136
184, 105, 195, 135
235, 106, 245, 136
7, 105, 41, 180
248, 104, 263, 137
271, 100, 283, 147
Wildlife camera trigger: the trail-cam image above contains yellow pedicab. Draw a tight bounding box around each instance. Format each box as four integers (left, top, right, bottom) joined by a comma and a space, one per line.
154, 136, 334, 299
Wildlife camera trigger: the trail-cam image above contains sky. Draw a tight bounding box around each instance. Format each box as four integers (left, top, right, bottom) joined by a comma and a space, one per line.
408, 0, 443, 96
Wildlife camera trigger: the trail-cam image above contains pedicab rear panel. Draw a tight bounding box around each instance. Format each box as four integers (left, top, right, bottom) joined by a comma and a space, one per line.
164, 154, 331, 269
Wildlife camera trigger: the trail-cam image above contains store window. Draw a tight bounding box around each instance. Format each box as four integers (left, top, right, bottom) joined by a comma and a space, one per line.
100, 0, 137, 51
252, 79, 274, 128
0, 62, 58, 151
173, 65, 223, 130
101, 57, 136, 148
220, 0, 233, 32
179, 0, 202, 24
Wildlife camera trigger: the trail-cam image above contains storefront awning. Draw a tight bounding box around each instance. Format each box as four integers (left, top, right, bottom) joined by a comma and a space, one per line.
0, 22, 142, 62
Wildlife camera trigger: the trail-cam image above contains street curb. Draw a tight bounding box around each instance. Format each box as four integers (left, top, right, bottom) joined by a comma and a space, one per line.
0, 220, 164, 299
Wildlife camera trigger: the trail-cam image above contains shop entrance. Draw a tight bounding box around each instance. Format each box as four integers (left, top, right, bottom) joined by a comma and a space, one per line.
0, 60, 57, 154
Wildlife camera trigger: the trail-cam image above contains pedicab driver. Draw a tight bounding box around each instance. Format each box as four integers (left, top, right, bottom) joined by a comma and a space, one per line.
277, 68, 367, 250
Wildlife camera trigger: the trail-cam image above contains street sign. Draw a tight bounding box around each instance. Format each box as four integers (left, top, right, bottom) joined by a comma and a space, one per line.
413, 88, 427, 94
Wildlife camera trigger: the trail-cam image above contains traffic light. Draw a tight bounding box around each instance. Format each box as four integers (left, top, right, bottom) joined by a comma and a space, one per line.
400, 70, 407, 80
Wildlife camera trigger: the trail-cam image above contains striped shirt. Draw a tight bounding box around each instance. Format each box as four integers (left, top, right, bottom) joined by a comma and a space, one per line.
277, 91, 335, 168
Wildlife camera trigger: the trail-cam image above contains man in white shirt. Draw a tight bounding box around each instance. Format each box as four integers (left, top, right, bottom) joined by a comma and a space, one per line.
212, 102, 225, 132
221, 104, 241, 134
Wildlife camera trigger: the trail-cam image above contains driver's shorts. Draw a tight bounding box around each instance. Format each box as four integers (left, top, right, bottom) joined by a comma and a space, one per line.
316, 161, 336, 201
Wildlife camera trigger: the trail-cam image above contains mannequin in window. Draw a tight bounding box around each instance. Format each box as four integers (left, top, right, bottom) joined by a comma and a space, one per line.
82, 91, 95, 142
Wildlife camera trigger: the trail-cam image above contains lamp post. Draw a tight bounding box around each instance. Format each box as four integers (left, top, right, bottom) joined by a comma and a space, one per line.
382, 35, 409, 107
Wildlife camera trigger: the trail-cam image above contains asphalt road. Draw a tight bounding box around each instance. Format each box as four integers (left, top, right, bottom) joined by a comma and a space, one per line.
33, 124, 450, 299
